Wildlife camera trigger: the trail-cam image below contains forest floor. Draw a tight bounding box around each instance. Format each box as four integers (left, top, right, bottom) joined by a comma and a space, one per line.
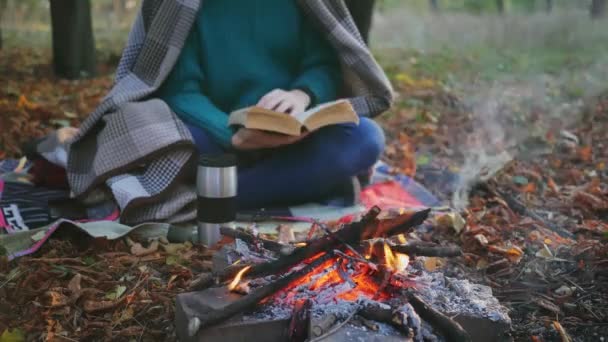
1, 30, 608, 341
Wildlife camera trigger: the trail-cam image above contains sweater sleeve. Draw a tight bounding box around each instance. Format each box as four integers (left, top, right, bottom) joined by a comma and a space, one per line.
159, 27, 233, 148
290, 20, 342, 107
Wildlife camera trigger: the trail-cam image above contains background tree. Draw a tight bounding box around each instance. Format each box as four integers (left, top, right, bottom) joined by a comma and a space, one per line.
591, 0, 606, 19
0, 0, 6, 50
546, 0, 553, 13
345, 0, 376, 45
496, 0, 505, 14
49, 0, 96, 79
429, 0, 440, 12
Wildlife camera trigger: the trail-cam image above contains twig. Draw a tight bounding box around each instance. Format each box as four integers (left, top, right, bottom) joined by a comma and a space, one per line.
373, 266, 394, 301
484, 184, 573, 239
391, 244, 463, 257
220, 227, 285, 254
307, 306, 359, 342
407, 292, 471, 342
333, 249, 378, 272
0, 269, 22, 289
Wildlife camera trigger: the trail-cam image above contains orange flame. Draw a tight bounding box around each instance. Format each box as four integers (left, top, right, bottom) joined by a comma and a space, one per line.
383, 243, 409, 274
396, 234, 407, 244
364, 242, 373, 260
228, 265, 252, 291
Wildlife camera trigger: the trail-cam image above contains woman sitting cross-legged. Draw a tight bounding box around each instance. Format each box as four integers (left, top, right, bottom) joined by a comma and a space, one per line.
156, 0, 386, 209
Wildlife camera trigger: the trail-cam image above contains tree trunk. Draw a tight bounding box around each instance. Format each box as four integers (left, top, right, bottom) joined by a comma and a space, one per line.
546, 0, 553, 13
0, 0, 6, 50
344, 0, 376, 45
429, 0, 440, 12
496, 0, 505, 14
591, 0, 607, 19
50, 0, 96, 79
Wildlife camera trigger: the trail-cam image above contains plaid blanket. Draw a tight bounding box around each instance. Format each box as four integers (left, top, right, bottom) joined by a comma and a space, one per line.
63, 0, 394, 225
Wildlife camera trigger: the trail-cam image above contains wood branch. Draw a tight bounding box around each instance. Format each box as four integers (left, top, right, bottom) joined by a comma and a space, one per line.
391, 244, 463, 257
190, 252, 335, 334
486, 185, 574, 239
406, 292, 471, 342
219, 227, 285, 254
189, 207, 429, 291
358, 303, 412, 337
288, 299, 312, 342
310, 313, 338, 338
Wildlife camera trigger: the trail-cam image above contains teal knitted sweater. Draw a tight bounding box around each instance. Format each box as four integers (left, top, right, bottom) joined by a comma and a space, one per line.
157, 0, 342, 147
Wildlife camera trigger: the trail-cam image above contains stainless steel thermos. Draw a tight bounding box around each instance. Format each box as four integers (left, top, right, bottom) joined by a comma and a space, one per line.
196, 154, 237, 245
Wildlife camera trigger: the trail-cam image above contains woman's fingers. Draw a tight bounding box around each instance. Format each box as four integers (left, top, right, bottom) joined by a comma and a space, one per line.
257, 89, 284, 109
275, 99, 294, 114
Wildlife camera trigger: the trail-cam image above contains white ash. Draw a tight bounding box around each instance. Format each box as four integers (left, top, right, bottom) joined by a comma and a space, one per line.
413, 271, 511, 324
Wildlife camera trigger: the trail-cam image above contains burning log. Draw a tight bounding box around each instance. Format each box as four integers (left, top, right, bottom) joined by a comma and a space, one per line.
391, 244, 463, 257
288, 299, 312, 342
406, 292, 471, 342
188, 252, 336, 336
190, 207, 430, 291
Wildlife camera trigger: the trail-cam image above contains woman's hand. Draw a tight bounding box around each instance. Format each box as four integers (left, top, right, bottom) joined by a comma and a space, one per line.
257, 89, 311, 115
232, 128, 308, 150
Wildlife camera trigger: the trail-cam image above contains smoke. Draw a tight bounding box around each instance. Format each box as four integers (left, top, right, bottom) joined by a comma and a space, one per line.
449, 66, 608, 210
372, 6, 608, 210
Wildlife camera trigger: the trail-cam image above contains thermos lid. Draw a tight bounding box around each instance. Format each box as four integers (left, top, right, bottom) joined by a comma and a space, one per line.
198, 154, 237, 167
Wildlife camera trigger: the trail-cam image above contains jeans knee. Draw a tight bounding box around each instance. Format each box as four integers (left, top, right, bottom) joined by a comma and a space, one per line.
357, 118, 386, 163
327, 118, 385, 178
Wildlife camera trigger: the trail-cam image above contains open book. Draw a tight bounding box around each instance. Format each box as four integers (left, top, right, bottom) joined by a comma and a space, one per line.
228, 100, 359, 136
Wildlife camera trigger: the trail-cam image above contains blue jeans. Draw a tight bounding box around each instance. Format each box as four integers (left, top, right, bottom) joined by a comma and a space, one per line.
187, 118, 385, 209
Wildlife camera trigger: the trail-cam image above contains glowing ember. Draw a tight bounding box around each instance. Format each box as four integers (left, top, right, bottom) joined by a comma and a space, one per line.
365, 242, 373, 260
228, 265, 252, 291
384, 243, 409, 274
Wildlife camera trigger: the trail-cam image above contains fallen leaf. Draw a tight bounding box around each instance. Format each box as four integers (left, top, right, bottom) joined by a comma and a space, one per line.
113, 306, 134, 325
547, 177, 560, 194
534, 298, 561, 314
436, 212, 466, 234
474, 234, 489, 247
536, 244, 554, 259
44, 290, 69, 307
422, 257, 444, 272
0, 328, 25, 342
68, 274, 82, 293
165, 255, 180, 266
130, 240, 159, 256
520, 182, 537, 193
160, 242, 189, 255
553, 321, 573, 342
83, 299, 122, 313
578, 146, 592, 162
512, 175, 529, 185
105, 285, 127, 300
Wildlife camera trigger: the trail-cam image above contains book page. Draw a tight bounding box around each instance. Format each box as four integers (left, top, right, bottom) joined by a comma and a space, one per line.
293, 100, 345, 124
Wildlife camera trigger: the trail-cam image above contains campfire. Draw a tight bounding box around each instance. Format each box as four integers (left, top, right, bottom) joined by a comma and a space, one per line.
175, 207, 502, 342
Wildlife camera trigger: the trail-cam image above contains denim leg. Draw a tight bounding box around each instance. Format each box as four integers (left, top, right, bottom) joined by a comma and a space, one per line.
186, 124, 225, 155
237, 118, 385, 209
